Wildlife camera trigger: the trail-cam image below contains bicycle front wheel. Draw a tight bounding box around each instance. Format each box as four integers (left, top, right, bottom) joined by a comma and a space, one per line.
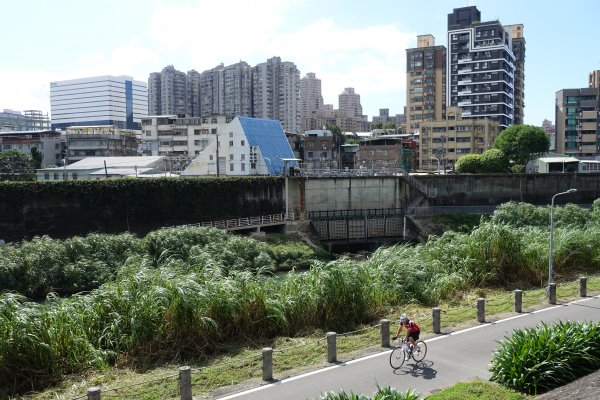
389, 347, 406, 369
412, 340, 427, 362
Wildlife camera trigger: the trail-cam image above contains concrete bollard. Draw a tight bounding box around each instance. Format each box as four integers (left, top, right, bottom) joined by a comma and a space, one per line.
326, 332, 337, 363
580, 276, 588, 297
380, 319, 391, 347
432, 307, 441, 334
477, 298, 485, 323
548, 283, 557, 305
262, 347, 273, 381
514, 290, 523, 313
87, 387, 101, 400
179, 366, 192, 400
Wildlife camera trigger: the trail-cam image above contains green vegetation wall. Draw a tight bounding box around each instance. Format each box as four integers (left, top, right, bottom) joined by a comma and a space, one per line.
0, 177, 284, 242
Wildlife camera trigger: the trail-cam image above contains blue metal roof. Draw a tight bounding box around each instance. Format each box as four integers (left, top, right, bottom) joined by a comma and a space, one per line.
238, 116, 296, 175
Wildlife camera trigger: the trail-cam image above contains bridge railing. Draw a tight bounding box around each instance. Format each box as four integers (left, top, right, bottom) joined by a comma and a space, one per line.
192, 212, 308, 231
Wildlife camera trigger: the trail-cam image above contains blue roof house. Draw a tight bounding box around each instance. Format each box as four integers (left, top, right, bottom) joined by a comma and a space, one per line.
182, 116, 296, 176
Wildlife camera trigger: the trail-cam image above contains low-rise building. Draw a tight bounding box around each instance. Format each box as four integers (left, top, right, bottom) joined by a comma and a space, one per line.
181, 116, 295, 176
419, 106, 499, 171
65, 125, 139, 165
357, 137, 417, 172
0, 130, 63, 166
36, 156, 166, 181
302, 129, 340, 169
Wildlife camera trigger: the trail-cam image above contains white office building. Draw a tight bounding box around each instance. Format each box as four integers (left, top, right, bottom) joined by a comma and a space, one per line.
50, 75, 148, 131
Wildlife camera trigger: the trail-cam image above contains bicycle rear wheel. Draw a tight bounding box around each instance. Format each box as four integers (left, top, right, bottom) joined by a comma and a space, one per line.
389, 347, 406, 369
412, 340, 427, 362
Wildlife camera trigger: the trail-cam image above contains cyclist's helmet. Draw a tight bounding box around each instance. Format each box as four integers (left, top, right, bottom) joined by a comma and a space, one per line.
400, 314, 408, 324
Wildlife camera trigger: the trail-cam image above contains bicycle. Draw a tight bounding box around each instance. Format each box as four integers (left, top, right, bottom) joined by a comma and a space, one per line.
389, 338, 427, 369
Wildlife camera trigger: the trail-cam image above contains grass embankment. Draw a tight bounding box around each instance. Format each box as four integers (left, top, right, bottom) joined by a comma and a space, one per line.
5, 200, 600, 398
20, 275, 600, 400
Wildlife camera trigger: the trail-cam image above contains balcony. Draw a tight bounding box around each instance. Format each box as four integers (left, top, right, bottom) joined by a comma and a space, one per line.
458, 68, 472, 74
458, 100, 472, 107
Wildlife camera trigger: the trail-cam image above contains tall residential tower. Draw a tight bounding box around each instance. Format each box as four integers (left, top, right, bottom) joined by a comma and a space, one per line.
405, 34, 446, 134
252, 57, 300, 132
446, 6, 520, 129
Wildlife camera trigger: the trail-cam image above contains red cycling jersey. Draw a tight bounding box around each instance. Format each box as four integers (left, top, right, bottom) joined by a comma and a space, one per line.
404, 319, 420, 333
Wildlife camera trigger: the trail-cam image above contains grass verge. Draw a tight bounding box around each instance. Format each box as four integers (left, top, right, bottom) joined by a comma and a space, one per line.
427, 378, 531, 399
20, 275, 600, 400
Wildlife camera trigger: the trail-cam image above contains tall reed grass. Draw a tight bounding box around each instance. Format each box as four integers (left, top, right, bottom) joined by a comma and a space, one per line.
2, 202, 600, 395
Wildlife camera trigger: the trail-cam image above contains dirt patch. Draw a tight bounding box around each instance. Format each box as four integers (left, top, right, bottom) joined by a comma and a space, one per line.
536, 369, 600, 399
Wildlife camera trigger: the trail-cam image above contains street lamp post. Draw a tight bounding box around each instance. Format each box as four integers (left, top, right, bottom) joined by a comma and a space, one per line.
548, 188, 577, 286
430, 156, 440, 174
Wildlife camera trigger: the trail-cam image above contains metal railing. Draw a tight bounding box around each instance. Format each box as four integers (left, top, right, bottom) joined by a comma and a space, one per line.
185, 212, 308, 231
406, 174, 437, 197
298, 167, 404, 177
309, 208, 404, 220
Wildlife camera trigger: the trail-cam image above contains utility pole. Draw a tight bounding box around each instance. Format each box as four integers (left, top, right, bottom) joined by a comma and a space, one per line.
216, 133, 220, 177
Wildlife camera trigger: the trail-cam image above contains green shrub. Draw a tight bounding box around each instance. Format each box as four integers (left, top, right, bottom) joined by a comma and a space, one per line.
455, 153, 482, 173
490, 321, 600, 395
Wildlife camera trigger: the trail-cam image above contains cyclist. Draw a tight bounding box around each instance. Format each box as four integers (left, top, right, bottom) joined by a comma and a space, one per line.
393, 314, 420, 352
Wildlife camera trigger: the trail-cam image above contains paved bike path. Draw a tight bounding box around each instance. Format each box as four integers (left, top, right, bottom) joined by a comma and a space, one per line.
216, 296, 600, 400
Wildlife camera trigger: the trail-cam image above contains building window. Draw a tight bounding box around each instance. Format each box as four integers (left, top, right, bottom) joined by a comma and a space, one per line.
241, 154, 245, 160
251, 162, 256, 169
229, 140, 234, 146
229, 154, 234, 160
44, 173, 49, 180
209, 155, 214, 160
211, 118, 217, 123
241, 163, 246, 172
72, 173, 78, 180
229, 163, 234, 172
194, 129, 201, 135
229, 132, 233, 138
211, 128, 217, 134
307, 151, 314, 158
241, 140, 245, 146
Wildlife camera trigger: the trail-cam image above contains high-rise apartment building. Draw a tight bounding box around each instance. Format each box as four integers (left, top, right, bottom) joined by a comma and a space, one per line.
406, 34, 447, 134
252, 57, 300, 133
186, 70, 201, 117
300, 72, 324, 133
338, 87, 363, 117
446, 6, 519, 129
555, 87, 600, 159
198, 62, 252, 118
221, 61, 252, 117
506, 24, 526, 124
160, 65, 187, 116
300, 73, 324, 118
50, 75, 148, 131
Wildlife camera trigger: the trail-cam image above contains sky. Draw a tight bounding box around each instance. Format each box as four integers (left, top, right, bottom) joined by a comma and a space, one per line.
1, 0, 599, 126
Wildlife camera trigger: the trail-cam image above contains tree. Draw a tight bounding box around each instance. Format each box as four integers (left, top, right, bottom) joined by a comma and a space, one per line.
493, 124, 550, 167
30, 147, 43, 169
455, 153, 482, 173
370, 122, 383, 129
326, 124, 346, 145
0, 150, 35, 181
383, 122, 397, 129
480, 148, 509, 173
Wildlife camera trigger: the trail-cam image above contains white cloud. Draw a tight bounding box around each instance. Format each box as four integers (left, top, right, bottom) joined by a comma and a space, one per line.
271, 19, 414, 115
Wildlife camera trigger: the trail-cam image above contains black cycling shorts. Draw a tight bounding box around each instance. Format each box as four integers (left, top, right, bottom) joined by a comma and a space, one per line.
408, 330, 420, 341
